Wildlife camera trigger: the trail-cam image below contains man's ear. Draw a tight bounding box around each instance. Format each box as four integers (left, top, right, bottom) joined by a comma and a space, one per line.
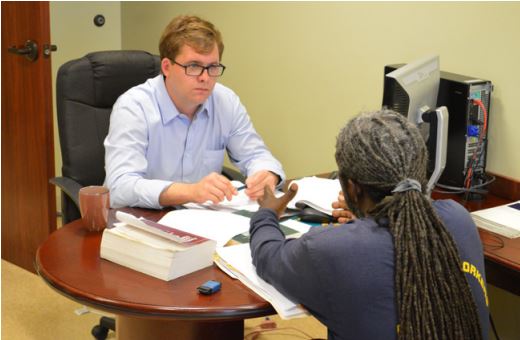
161, 58, 172, 76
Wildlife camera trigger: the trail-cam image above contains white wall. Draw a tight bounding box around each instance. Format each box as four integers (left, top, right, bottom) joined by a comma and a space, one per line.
50, 2, 121, 209
120, 2, 520, 181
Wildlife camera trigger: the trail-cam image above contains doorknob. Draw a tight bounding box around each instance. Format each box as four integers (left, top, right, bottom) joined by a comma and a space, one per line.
43, 44, 57, 57
8, 40, 38, 61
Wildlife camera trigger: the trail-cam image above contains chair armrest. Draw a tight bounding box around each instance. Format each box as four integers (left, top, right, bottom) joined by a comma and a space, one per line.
49, 176, 82, 208
221, 166, 246, 183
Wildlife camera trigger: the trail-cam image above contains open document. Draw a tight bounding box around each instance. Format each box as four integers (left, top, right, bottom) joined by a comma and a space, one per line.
287, 176, 342, 215
215, 243, 309, 320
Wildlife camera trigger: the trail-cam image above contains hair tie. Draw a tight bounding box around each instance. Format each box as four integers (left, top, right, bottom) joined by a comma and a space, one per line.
392, 178, 421, 193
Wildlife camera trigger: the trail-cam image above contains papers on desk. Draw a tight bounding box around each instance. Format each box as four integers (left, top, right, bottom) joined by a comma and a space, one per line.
215, 244, 309, 320
100, 209, 251, 281
184, 181, 260, 212
101, 177, 335, 318
125, 206, 311, 319
158, 209, 250, 247
287, 176, 342, 215
471, 200, 520, 238
184, 181, 292, 213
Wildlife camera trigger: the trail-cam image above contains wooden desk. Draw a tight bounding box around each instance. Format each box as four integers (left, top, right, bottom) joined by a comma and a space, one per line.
35, 208, 274, 340
35, 181, 520, 339
432, 192, 520, 296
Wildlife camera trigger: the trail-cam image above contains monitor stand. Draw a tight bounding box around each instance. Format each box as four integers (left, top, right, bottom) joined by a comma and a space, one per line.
422, 106, 449, 196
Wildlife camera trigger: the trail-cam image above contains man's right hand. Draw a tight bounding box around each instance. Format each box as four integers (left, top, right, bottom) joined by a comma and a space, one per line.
192, 172, 237, 204
159, 172, 237, 206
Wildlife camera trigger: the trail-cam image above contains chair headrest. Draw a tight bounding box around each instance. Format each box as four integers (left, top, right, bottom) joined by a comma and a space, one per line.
57, 50, 161, 108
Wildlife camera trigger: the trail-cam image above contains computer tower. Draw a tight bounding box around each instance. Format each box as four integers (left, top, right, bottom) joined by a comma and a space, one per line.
384, 65, 493, 188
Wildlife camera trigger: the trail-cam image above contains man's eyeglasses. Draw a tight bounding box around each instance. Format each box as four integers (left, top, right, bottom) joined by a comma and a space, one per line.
172, 60, 226, 77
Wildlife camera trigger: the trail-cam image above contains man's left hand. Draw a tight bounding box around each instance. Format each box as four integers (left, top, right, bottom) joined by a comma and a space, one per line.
245, 170, 279, 200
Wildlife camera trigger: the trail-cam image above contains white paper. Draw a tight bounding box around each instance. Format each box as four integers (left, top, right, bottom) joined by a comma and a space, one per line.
281, 219, 311, 235
184, 181, 285, 212
287, 176, 342, 215
216, 244, 308, 319
158, 209, 251, 247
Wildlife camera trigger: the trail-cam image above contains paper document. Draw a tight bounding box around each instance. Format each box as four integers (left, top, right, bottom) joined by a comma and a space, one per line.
184, 181, 259, 212
184, 180, 285, 212
158, 209, 251, 247
471, 200, 520, 238
216, 244, 309, 319
287, 176, 342, 215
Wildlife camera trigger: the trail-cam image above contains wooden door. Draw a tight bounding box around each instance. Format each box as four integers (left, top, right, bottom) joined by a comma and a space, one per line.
1, 2, 56, 272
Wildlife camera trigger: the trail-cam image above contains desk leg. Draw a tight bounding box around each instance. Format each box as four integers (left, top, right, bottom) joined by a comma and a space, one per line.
116, 315, 244, 340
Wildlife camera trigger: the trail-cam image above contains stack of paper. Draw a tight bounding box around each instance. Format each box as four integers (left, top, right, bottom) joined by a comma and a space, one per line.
470, 200, 520, 238
215, 243, 309, 320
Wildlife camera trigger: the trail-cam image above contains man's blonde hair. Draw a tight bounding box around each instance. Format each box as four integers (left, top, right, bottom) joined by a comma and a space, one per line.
159, 15, 224, 61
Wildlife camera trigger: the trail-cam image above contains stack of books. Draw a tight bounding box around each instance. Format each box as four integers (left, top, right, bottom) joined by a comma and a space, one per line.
470, 200, 520, 238
100, 211, 217, 281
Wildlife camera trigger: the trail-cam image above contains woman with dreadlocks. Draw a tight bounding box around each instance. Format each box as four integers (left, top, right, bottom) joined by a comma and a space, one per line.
250, 110, 488, 340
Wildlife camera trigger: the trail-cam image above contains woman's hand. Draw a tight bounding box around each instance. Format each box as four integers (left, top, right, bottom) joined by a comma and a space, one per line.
331, 191, 355, 223
258, 183, 298, 218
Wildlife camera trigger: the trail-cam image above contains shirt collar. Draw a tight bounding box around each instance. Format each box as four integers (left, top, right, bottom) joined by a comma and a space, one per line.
155, 75, 210, 125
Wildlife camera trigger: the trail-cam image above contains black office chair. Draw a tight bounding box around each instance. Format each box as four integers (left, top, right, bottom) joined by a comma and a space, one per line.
52, 50, 161, 339
51, 50, 243, 340
52, 50, 160, 225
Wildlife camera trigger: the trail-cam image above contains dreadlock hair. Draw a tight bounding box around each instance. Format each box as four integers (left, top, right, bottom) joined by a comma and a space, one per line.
335, 110, 482, 340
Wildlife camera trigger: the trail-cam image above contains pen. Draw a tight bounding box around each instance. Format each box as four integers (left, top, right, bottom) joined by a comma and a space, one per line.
235, 185, 247, 191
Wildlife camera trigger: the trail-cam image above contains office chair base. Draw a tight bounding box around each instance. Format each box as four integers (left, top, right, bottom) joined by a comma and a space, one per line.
91, 316, 115, 340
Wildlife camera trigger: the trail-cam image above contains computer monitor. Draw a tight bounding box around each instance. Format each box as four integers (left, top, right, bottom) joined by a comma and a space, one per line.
382, 55, 448, 195
383, 55, 440, 127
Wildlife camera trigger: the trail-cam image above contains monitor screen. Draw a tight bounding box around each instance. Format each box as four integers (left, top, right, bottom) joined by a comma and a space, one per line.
382, 55, 440, 130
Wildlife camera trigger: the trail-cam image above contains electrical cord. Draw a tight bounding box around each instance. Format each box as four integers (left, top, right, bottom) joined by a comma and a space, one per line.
434, 174, 496, 194
490, 313, 501, 340
464, 99, 488, 192
244, 317, 326, 340
435, 98, 491, 197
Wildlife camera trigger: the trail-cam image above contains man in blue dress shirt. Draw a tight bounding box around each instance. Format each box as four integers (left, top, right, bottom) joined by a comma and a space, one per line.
104, 15, 284, 209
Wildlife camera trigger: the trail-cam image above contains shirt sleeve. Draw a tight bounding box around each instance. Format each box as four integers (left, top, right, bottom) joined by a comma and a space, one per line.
249, 208, 330, 316
104, 95, 171, 209
223, 92, 285, 185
